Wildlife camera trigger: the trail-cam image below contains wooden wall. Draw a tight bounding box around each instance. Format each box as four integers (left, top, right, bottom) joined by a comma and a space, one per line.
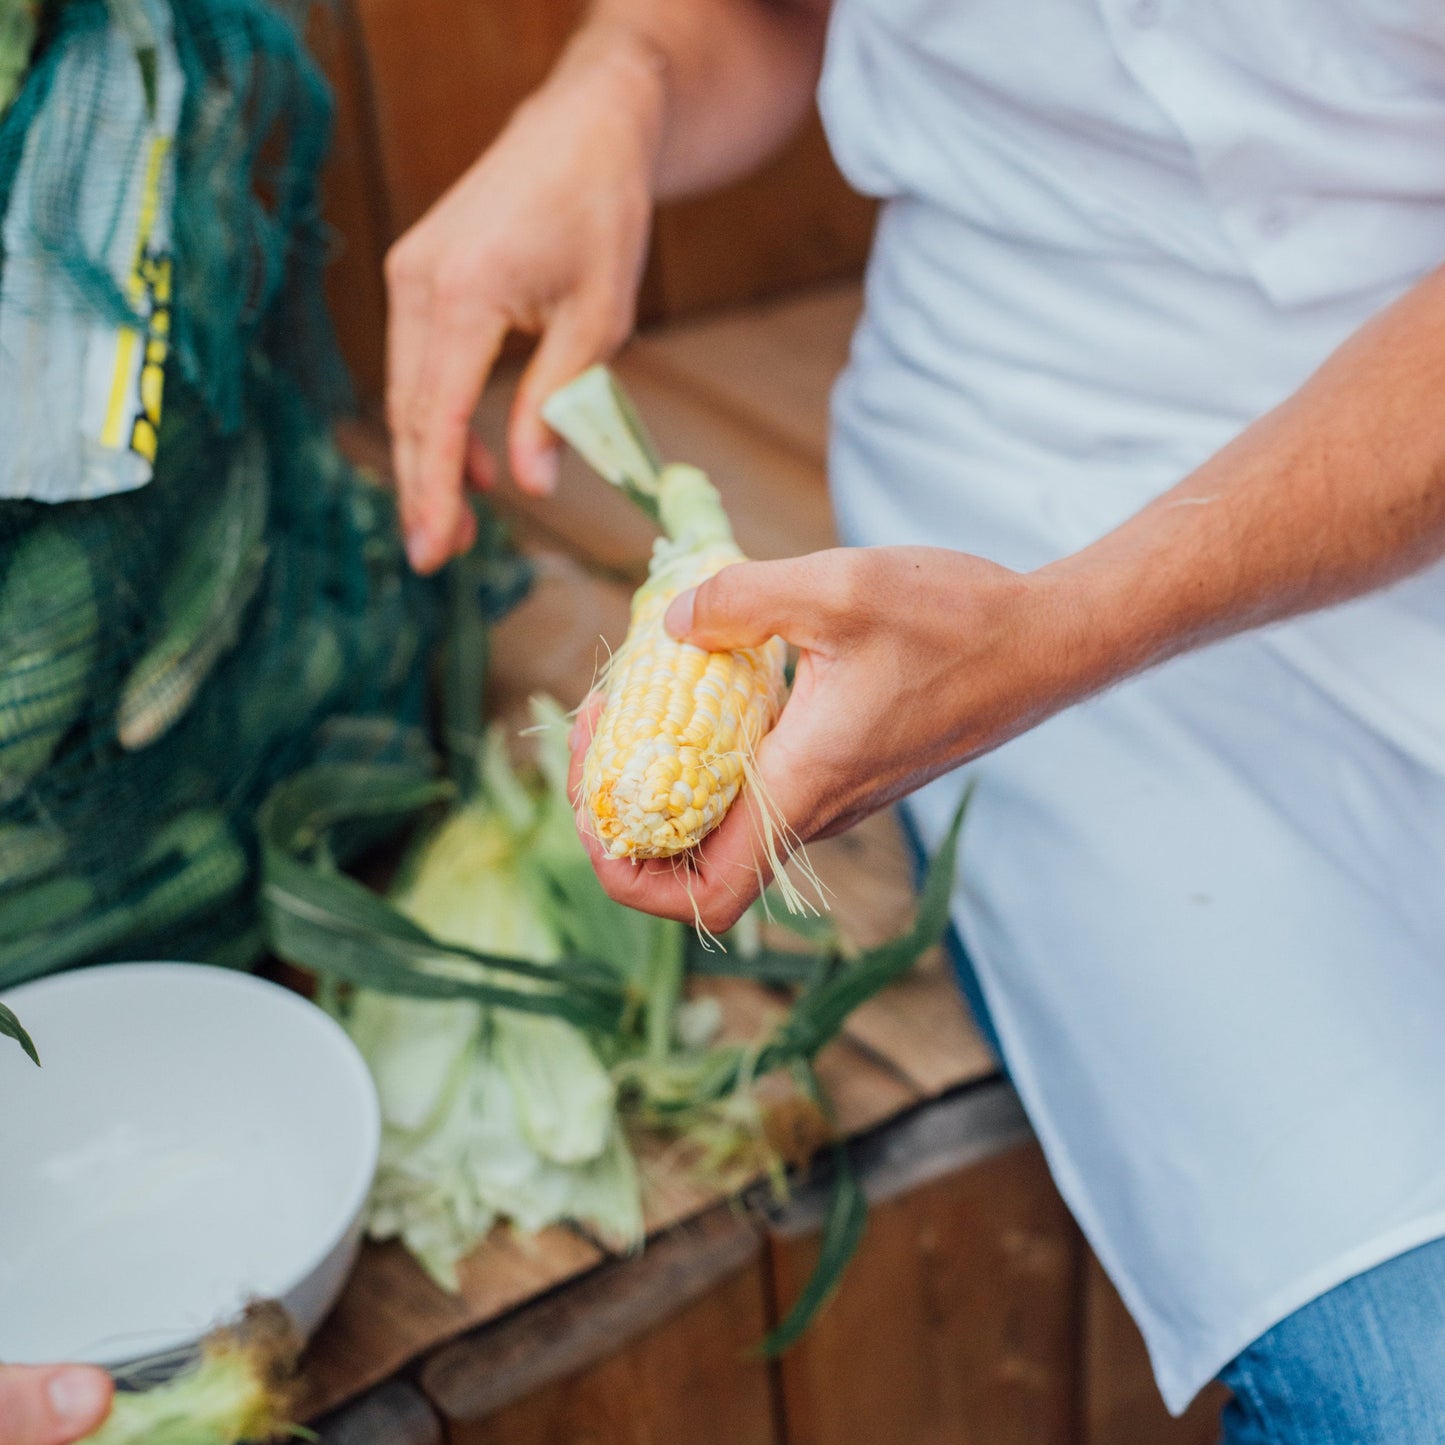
311, 0, 876, 412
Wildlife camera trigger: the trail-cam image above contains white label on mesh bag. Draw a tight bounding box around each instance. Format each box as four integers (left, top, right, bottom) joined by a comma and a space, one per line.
0, 2, 183, 502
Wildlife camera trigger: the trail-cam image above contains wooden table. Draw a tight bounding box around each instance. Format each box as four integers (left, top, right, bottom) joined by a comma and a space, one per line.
307, 283, 1225, 1445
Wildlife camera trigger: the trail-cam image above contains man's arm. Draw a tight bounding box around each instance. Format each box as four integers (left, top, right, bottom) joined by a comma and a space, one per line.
386, 1, 831, 572
572, 263, 1445, 931
1049, 263, 1445, 683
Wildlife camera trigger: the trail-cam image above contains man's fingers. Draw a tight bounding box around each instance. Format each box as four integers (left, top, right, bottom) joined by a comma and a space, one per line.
401, 307, 509, 574
665, 552, 857, 654
575, 722, 822, 933
510, 300, 631, 496
0, 1365, 113, 1445
464, 434, 497, 494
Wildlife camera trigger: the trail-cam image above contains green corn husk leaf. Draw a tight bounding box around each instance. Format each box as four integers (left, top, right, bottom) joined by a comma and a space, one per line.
642, 790, 971, 1114
0, 0, 37, 118
760, 1139, 868, 1357
0, 999, 38, 1064
84, 1302, 302, 1445
0, 526, 99, 801
0, 872, 95, 941
757, 787, 971, 1073
118, 433, 270, 751
0, 821, 68, 892
0, 809, 247, 990
336, 756, 644, 1286
540, 365, 664, 522
259, 763, 628, 1028
103, 0, 159, 115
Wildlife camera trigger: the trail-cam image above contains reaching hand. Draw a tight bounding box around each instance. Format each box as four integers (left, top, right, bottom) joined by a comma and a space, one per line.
384, 33, 662, 574
0, 1365, 112, 1445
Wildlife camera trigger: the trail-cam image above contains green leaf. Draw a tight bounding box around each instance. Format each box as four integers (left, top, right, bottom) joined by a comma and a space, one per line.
258, 762, 628, 1032
262, 871, 624, 1032
541, 367, 664, 522
685, 939, 827, 987
760, 1144, 867, 1356
0, 999, 38, 1065
760, 787, 972, 1070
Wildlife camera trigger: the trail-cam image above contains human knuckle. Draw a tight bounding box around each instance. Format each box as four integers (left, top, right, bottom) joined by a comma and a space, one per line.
384, 238, 421, 290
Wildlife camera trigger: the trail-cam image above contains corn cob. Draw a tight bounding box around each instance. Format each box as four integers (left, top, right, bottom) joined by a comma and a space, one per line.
542, 369, 788, 866
0, 872, 94, 941
0, 526, 99, 802
0, 807, 246, 989
117, 432, 269, 750
0, 821, 67, 891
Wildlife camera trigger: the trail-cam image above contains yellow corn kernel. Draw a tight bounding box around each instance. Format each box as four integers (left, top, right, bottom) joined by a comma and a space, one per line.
582, 541, 786, 861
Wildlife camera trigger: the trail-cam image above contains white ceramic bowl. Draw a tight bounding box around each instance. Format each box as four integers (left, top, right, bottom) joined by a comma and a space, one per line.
0, 963, 379, 1368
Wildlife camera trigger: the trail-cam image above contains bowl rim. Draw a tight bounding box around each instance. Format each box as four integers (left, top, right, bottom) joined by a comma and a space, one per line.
1, 961, 380, 1365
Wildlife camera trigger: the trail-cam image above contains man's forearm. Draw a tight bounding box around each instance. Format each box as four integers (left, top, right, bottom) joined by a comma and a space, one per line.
1045, 263, 1445, 691
552, 0, 830, 202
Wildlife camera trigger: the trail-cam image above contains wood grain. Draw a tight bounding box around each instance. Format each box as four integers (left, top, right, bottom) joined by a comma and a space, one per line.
314, 1380, 443, 1445
648, 114, 876, 318
631, 280, 863, 463
427, 1210, 778, 1445
769, 1142, 1081, 1445
310, 0, 392, 408
299, 1229, 602, 1421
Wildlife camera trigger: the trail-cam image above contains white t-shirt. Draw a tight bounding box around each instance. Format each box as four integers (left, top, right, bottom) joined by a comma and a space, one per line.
819, 0, 1445, 1412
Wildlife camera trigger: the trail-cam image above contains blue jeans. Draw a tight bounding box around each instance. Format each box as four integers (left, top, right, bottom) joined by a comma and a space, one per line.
899, 810, 1445, 1442
1218, 1238, 1445, 1443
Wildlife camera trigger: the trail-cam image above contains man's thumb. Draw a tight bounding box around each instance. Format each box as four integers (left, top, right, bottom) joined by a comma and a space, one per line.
665, 556, 827, 652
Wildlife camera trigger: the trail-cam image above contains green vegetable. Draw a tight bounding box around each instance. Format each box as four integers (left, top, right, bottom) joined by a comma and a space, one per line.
345, 760, 642, 1288
0, 999, 38, 1065
0, 527, 99, 801
83, 1302, 300, 1445
0, 872, 94, 940
117, 434, 269, 751
0, 821, 68, 891
260, 695, 969, 1335
0, 808, 247, 989
0, 0, 36, 119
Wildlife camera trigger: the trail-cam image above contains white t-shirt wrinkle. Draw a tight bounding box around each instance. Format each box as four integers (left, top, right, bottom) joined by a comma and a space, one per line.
818, 0, 1445, 1414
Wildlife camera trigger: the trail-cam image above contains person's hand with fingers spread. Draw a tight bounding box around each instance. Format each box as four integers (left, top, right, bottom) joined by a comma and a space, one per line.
0, 1363, 112, 1445
383, 1, 832, 575
383, 27, 659, 573
568, 545, 1096, 933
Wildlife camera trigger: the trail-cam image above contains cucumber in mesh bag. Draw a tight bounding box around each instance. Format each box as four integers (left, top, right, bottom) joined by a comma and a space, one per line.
0, 526, 99, 803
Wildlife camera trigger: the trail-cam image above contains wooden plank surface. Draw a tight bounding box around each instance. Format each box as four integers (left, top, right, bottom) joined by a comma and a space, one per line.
314, 1380, 443, 1445
426, 1210, 779, 1445
630, 280, 863, 463
769, 1142, 1081, 1445
299, 1229, 602, 1420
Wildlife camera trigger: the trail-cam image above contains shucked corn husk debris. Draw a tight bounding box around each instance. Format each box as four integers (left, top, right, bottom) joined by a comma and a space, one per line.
261, 371, 970, 1350
80, 1302, 301, 1445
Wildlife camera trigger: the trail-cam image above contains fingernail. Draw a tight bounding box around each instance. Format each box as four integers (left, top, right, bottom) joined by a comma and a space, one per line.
532, 447, 559, 496
405, 526, 431, 573
664, 589, 696, 639
49, 1368, 108, 1426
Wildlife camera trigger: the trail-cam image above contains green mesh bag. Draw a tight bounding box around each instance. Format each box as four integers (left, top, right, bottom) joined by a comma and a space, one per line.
0, 0, 453, 984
